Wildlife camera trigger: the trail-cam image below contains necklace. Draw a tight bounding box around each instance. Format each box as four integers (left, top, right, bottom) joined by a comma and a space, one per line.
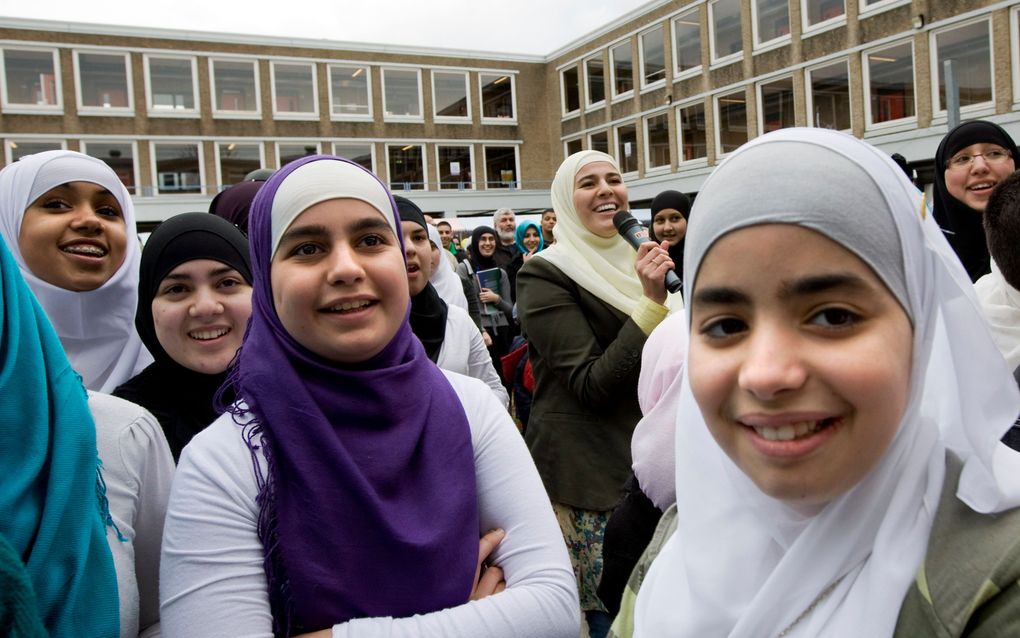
776, 573, 848, 637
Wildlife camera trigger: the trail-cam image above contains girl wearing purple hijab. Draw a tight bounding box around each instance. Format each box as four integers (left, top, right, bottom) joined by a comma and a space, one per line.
159, 155, 578, 638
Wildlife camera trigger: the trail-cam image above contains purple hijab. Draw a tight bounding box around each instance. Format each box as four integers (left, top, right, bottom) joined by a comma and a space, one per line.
224, 155, 479, 634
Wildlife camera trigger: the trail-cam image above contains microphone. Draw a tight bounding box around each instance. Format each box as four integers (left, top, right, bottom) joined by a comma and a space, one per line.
612, 210, 683, 294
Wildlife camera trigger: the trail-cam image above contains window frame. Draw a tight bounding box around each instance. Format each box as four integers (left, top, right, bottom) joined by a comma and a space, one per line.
143, 53, 199, 118
270, 60, 319, 120
149, 140, 206, 196
583, 54, 606, 110
276, 141, 321, 168
332, 141, 376, 173
82, 140, 139, 195
386, 143, 429, 191
73, 49, 134, 116
751, 0, 792, 51
714, 88, 749, 158
804, 58, 853, 131
862, 39, 918, 131
709, 0, 744, 67
858, 0, 910, 19
4, 138, 66, 164
615, 121, 640, 175
800, 0, 847, 35
643, 112, 672, 173
928, 17, 995, 120
560, 64, 581, 117
756, 74, 797, 135
431, 69, 471, 123
588, 130, 610, 155
563, 136, 583, 161
208, 57, 262, 120
639, 24, 667, 91
0, 46, 63, 114
435, 144, 475, 191
481, 144, 521, 190
676, 99, 709, 165
609, 40, 635, 101
671, 7, 703, 81
478, 72, 517, 124
380, 67, 424, 123
213, 141, 265, 190
327, 63, 373, 122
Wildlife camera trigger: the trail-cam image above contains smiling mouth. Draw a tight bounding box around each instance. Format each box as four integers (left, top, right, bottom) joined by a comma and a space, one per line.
595, 203, 618, 214
61, 244, 107, 257
747, 417, 839, 441
189, 327, 230, 341
322, 300, 374, 313
968, 181, 996, 192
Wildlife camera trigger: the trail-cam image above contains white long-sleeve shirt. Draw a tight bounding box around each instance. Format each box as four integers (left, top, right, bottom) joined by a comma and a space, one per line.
160, 371, 578, 637
438, 305, 509, 407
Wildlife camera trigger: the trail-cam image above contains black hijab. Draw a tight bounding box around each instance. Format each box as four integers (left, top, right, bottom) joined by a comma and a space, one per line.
933, 120, 1019, 282
468, 225, 499, 271
394, 196, 447, 363
649, 190, 691, 274
113, 213, 252, 461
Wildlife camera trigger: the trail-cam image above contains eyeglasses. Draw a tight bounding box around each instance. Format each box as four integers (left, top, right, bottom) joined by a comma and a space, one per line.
945, 147, 1013, 170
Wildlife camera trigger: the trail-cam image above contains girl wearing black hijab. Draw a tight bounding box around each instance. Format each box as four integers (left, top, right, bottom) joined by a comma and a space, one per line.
648, 190, 690, 287
933, 120, 1019, 282
457, 225, 514, 385
114, 213, 252, 461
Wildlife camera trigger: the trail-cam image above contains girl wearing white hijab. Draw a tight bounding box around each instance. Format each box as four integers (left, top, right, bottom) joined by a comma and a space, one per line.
426, 222, 470, 312
617, 128, 1020, 637
0, 150, 151, 391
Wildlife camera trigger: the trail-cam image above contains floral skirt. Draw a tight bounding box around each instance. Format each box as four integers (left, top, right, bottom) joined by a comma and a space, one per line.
553, 501, 610, 612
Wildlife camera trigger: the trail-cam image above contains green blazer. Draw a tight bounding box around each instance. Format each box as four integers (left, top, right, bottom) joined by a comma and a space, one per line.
517, 257, 647, 511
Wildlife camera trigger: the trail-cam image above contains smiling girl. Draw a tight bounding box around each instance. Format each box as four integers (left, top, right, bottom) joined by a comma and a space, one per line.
160, 155, 577, 637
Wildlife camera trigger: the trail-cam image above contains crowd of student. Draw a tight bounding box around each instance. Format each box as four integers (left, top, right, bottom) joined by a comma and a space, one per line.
2, 118, 1020, 638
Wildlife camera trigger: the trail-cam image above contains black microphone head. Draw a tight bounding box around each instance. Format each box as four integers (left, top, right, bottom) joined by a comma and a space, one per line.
612, 210, 637, 231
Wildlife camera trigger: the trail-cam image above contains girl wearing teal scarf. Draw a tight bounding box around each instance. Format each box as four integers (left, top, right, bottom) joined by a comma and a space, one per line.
0, 236, 119, 636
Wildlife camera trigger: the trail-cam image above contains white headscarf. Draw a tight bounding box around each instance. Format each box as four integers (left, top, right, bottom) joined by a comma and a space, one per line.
974, 261, 1020, 371
0, 150, 150, 392
426, 223, 469, 312
633, 128, 1020, 637
534, 150, 650, 315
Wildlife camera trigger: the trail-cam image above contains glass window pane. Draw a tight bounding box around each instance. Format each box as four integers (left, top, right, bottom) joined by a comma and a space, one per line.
810, 60, 851, 130
154, 143, 201, 194
586, 58, 604, 105
935, 21, 992, 111
760, 77, 795, 133
383, 69, 421, 118
481, 73, 514, 119
334, 143, 373, 172
438, 145, 472, 190
213, 60, 258, 112
756, 0, 790, 44
642, 26, 666, 85
78, 53, 129, 108
562, 66, 580, 113
274, 63, 315, 114
149, 57, 195, 110
566, 138, 583, 157
679, 102, 707, 161
3, 49, 58, 106
674, 10, 701, 74
484, 146, 517, 189
279, 143, 319, 167
617, 124, 638, 173
11, 141, 62, 162
712, 0, 743, 60
804, 0, 845, 27
84, 142, 135, 194
330, 65, 370, 117
590, 131, 609, 155
389, 145, 425, 190
611, 42, 633, 96
868, 42, 915, 124
717, 90, 747, 154
217, 143, 261, 187
646, 114, 670, 169
434, 71, 468, 118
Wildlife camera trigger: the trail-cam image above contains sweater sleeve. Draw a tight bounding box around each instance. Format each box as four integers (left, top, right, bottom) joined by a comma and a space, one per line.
465, 321, 510, 407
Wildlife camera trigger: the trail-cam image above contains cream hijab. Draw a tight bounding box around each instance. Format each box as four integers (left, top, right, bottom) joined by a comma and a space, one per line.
633, 128, 1020, 637
426, 223, 469, 312
535, 150, 649, 315
0, 150, 150, 392
974, 261, 1020, 371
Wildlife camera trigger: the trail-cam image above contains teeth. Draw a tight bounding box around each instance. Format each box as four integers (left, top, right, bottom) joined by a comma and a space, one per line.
753, 420, 827, 441
596, 204, 617, 212
189, 328, 229, 340
970, 182, 994, 190
328, 300, 371, 311
62, 244, 106, 256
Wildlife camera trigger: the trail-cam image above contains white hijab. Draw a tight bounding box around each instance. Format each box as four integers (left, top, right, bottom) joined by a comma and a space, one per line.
974, 261, 1020, 371
534, 150, 651, 315
633, 128, 1020, 637
426, 223, 469, 312
0, 150, 151, 392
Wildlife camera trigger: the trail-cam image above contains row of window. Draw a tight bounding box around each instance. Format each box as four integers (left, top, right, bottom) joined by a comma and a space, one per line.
561, 1, 987, 120
0, 46, 518, 123
3, 139, 520, 194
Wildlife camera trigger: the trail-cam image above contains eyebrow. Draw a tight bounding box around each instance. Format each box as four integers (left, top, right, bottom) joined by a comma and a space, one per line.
50, 182, 115, 197
279, 217, 394, 244
162, 265, 238, 282
693, 273, 872, 307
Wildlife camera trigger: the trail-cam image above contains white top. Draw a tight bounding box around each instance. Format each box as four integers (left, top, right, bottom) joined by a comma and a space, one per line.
91, 391, 176, 638
438, 305, 509, 407
160, 371, 579, 637
974, 261, 1020, 371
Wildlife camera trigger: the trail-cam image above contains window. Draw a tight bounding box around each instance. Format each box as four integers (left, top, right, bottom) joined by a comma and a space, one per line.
437, 145, 473, 190
216, 142, 262, 187
153, 143, 203, 195
211, 59, 260, 115
272, 62, 317, 117
610, 41, 634, 98
645, 113, 671, 170
7, 140, 64, 163
432, 71, 469, 120
678, 101, 707, 162
83, 142, 136, 194
585, 56, 605, 107
565, 137, 583, 158
329, 65, 371, 119
333, 142, 374, 172
759, 76, 795, 133
145, 55, 196, 114
641, 26, 667, 87
388, 144, 426, 191
278, 143, 320, 167
932, 20, 993, 114
382, 68, 422, 120
710, 0, 743, 63
616, 123, 639, 174
75, 51, 132, 112
807, 60, 851, 130
590, 131, 609, 154
561, 65, 580, 114
483, 146, 518, 189
865, 41, 915, 126
672, 9, 702, 77
1, 48, 60, 110
716, 89, 747, 155
754, 0, 791, 47
803, 0, 845, 30
480, 73, 516, 121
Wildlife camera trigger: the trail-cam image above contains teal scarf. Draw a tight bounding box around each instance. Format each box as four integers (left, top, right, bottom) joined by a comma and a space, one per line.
0, 238, 119, 636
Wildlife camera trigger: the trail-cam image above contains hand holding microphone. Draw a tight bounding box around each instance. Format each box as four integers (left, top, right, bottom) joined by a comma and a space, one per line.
612, 210, 683, 296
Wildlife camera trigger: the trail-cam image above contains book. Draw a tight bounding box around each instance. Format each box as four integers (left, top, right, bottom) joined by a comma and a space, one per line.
475, 267, 503, 316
